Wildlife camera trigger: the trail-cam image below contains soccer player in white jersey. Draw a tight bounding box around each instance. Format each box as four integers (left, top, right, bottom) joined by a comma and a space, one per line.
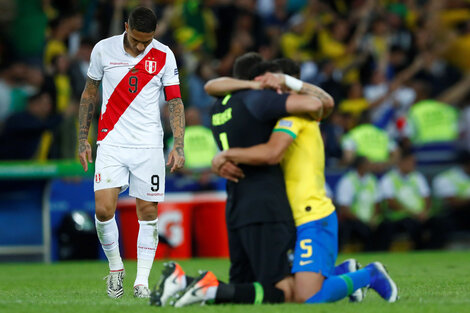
78, 7, 185, 299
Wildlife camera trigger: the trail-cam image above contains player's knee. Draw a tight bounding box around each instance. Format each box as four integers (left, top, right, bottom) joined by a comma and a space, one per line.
294, 282, 321, 303
139, 211, 158, 221
136, 202, 158, 221
95, 204, 115, 221
294, 291, 311, 303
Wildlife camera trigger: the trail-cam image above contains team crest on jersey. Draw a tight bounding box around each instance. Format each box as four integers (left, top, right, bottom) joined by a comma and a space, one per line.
95, 173, 101, 183
145, 60, 157, 74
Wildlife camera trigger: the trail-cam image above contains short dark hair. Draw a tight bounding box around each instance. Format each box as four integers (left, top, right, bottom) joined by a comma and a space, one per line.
248, 61, 281, 80
273, 58, 300, 78
128, 7, 157, 33
233, 52, 263, 80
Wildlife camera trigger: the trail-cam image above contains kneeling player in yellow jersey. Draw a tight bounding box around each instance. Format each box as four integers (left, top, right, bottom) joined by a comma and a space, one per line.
209, 60, 398, 304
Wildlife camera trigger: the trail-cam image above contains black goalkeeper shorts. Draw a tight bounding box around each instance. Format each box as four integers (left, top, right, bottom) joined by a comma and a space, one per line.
227, 221, 295, 285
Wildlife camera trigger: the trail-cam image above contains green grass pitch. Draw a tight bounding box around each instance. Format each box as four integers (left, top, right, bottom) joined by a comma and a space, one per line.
1, 251, 469, 313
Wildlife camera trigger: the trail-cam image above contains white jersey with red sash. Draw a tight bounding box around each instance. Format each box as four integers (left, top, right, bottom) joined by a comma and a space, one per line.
87, 33, 180, 148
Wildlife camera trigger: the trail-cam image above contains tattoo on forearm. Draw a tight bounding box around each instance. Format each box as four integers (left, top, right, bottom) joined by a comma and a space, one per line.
301, 84, 334, 119
302, 85, 330, 104
168, 97, 185, 156
78, 78, 100, 145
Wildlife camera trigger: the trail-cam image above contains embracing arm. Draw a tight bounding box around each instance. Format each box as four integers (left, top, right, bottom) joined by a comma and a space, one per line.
222, 131, 294, 166
167, 97, 186, 172
212, 132, 292, 181
78, 77, 101, 172
298, 82, 335, 118
204, 77, 261, 97
285, 94, 324, 120
256, 73, 334, 119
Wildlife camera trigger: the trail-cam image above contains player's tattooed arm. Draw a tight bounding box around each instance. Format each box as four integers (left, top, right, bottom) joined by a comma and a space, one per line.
167, 97, 185, 172
299, 83, 334, 119
79, 78, 100, 142
78, 77, 101, 171
168, 97, 185, 155
256, 73, 334, 119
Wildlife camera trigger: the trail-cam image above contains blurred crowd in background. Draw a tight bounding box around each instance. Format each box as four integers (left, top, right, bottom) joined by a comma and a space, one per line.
0, 0, 469, 251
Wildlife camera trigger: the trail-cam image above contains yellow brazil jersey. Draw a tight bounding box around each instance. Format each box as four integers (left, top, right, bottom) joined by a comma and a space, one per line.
274, 116, 335, 226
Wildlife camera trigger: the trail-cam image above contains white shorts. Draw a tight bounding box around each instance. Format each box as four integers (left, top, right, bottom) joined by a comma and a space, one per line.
94, 144, 165, 202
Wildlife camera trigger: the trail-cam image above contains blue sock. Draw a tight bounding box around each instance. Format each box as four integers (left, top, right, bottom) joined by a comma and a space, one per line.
334, 263, 350, 275
306, 268, 373, 303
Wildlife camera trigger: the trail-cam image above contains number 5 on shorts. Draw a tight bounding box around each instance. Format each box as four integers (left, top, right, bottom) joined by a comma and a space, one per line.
300, 239, 313, 258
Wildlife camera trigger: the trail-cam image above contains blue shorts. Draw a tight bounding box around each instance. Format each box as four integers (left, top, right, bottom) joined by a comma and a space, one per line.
292, 212, 338, 277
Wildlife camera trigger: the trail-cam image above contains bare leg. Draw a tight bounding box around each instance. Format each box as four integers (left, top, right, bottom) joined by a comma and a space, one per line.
293, 272, 324, 303
136, 198, 158, 221
275, 276, 295, 302
95, 188, 120, 222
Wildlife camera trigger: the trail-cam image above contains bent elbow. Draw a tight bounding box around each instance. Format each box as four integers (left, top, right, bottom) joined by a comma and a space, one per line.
318, 95, 334, 120
266, 158, 281, 165
325, 96, 335, 110
266, 151, 284, 165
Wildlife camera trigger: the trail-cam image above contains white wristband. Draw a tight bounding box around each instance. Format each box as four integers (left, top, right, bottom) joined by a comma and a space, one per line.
284, 74, 303, 92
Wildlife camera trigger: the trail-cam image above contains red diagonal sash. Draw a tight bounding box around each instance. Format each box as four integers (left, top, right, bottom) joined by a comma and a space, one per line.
97, 48, 166, 141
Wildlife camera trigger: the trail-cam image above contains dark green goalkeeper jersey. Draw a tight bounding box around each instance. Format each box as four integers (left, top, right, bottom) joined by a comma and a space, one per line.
210, 89, 294, 229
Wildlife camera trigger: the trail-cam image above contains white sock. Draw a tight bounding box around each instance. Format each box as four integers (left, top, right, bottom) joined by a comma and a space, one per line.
205, 286, 218, 300
95, 215, 124, 272
134, 218, 159, 287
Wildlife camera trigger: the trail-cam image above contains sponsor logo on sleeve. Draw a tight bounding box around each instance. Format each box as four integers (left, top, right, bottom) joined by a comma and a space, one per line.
174, 68, 179, 76
279, 120, 293, 128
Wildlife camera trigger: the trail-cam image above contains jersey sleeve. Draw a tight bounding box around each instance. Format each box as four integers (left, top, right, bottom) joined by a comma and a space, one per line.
243, 90, 289, 122
87, 42, 103, 81
162, 47, 181, 100
273, 116, 305, 140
